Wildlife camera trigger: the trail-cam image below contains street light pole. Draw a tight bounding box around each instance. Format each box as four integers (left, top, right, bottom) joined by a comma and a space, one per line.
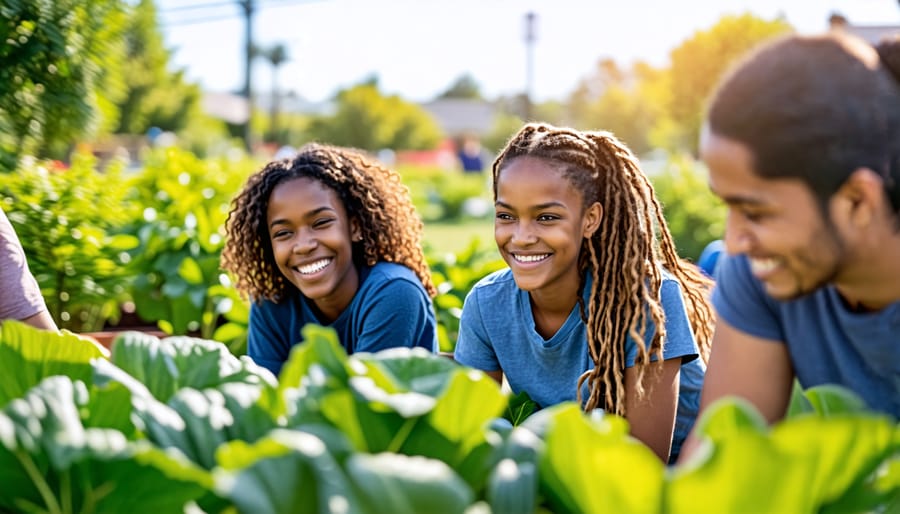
239, 0, 255, 152
524, 11, 537, 121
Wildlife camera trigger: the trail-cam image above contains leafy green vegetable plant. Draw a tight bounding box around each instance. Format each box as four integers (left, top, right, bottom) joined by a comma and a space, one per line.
0, 320, 897, 514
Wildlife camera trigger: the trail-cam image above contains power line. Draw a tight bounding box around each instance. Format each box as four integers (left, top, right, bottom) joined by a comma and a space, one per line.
163, 12, 238, 26
159, 0, 319, 23
160, 1, 235, 13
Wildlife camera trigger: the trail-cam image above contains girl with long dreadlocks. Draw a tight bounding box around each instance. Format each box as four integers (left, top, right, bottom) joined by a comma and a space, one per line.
221, 143, 438, 377
454, 123, 715, 463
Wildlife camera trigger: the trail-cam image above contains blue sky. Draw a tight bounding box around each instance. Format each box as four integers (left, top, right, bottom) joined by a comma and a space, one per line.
156, 0, 900, 103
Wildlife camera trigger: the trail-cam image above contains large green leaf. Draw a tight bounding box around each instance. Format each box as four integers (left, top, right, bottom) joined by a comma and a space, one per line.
110, 331, 275, 402
270, 325, 351, 420
356, 347, 460, 397
803, 385, 869, 417
486, 458, 539, 514
214, 429, 363, 514
539, 404, 664, 514
0, 320, 106, 408
345, 453, 473, 514
397, 368, 508, 486
772, 415, 898, 511
138, 383, 278, 470
427, 369, 506, 442
667, 398, 898, 514
0, 376, 210, 513
278, 324, 350, 388
317, 388, 409, 452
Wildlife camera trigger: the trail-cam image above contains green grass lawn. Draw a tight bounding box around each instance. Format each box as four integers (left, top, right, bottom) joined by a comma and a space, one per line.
422, 218, 499, 258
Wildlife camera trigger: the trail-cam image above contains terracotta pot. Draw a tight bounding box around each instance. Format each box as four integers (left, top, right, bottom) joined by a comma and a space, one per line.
78, 329, 168, 350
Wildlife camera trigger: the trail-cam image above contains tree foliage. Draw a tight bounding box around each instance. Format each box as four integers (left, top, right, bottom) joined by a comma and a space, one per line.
662, 13, 792, 153
114, 0, 200, 135
0, 0, 128, 166
438, 73, 483, 100
566, 59, 663, 156
305, 81, 443, 151
564, 14, 792, 156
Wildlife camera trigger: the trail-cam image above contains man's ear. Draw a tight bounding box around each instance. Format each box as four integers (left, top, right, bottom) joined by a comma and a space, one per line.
583, 201, 603, 238
832, 168, 886, 229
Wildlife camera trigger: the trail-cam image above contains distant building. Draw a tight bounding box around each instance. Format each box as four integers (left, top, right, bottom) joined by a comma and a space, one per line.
201, 92, 249, 125
254, 91, 335, 117
420, 98, 497, 138
828, 12, 900, 45
200, 91, 334, 124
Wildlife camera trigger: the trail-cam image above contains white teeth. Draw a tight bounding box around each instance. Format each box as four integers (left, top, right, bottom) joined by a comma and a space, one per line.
298, 258, 331, 274
513, 254, 550, 263
749, 258, 778, 274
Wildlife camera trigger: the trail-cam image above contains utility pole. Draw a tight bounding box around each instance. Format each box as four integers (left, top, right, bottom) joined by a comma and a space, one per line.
238, 0, 255, 152
523, 11, 537, 121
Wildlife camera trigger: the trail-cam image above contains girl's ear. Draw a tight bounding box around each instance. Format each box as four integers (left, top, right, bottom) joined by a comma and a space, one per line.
350, 218, 363, 242
583, 201, 603, 238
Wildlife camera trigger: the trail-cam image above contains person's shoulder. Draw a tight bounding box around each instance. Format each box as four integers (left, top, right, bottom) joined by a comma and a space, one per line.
464, 268, 516, 304
369, 262, 418, 281
366, 262, 427, 294
471, 267, 515, 290
715, 252, 752, 280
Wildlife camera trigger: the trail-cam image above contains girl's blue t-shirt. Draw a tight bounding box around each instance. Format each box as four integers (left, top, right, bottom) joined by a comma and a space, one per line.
247, 262, 438, 376
454, 267, 704, 461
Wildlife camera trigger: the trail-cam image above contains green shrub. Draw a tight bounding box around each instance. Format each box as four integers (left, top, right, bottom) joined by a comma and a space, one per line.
123, 147, 256, 346
1, 153, 137, 331
397, 165, 491, 222
650, 154, 726, 262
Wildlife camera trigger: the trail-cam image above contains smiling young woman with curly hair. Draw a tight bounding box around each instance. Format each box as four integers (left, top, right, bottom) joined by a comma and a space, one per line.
221, 142, 438, 376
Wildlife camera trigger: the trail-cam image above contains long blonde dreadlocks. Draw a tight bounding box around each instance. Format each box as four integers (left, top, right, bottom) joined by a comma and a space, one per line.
492, 123, 715, 417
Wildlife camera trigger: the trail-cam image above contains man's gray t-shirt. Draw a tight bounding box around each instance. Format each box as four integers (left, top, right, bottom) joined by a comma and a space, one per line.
713, 253, 900, 418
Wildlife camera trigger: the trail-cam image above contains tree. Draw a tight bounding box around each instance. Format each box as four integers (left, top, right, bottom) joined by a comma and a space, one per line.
438, 73, 483, 100
305, 81, 443, 151
0, 0, 128, 166
662, 13, 792, 154
114, 0, 200, 135
565, 59, 662, 156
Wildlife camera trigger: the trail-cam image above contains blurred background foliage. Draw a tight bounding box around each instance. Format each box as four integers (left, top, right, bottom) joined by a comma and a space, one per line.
1, 146, 722, 355
1, 0, 791, 352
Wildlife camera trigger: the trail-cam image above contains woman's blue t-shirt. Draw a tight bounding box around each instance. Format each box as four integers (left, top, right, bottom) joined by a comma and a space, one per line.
247, 262, 438, 376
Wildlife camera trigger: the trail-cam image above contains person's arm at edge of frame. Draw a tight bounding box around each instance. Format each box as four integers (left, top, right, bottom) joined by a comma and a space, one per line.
676, 317, 794, 463
626, 358, 681, 462
20, 309, 58, 332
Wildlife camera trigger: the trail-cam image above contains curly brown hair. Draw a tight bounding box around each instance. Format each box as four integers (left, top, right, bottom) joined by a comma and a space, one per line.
493, 123, 715, 417
221, 142, 436, 302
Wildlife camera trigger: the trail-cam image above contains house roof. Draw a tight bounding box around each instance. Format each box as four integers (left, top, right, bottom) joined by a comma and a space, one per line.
201, 92, 250, 124
420, 98, 497, 137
